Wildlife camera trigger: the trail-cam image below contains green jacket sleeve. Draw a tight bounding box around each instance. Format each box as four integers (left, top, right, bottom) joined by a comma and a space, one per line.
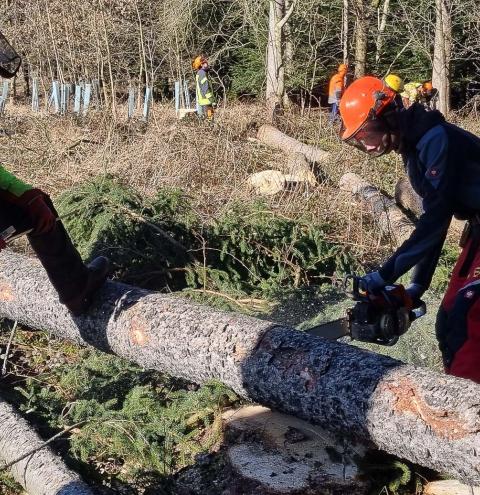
0, 165, 32, 197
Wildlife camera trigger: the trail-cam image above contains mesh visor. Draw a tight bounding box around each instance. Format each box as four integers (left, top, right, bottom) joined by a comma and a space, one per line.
0, 31, 21, 79
342, 117, 391, 157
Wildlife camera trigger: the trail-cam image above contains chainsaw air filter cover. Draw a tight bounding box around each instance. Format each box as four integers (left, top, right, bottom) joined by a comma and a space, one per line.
0, 31, 21, 79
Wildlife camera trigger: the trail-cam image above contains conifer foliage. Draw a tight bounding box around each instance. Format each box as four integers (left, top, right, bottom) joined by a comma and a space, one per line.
56, 175, 356, 307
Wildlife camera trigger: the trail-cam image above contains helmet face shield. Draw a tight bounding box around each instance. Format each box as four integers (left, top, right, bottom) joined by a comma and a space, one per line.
342, 117, 393, 157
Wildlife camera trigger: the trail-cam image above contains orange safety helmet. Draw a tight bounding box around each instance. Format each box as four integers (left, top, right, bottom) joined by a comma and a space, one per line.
192, 55, 206, 70
339, 76, 396, 141
423, 81, 433, 91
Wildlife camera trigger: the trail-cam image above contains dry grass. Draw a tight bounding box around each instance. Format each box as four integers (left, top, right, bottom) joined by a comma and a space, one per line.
2, 101, 478, 269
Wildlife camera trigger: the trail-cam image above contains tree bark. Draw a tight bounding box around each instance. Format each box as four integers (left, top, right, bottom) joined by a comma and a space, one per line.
266, 0, 296, 116
1, 251, 480, 483
394, 177, 423, 217
342, 0, 350, 64
432, 0, 452, 115
0, 397, 95, 495
352, 0, 370, 77
257, 124, 330, 164
339, 172, 414, 246
375, 0, 390, 68
282, 0, 294, 108
266, 0, 285, 113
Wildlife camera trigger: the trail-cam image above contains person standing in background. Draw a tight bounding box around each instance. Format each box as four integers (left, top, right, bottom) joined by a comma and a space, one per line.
328, 63, 348, 122
193, 55, 215, 120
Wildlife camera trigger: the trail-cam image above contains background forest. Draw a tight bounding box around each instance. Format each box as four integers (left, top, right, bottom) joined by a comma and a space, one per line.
2, 0, 480, 112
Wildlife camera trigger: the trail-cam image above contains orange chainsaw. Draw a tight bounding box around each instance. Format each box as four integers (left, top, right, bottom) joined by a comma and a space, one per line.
306, 276, 426, 346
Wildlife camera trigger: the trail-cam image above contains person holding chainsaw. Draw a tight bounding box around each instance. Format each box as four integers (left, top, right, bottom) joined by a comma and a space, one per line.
339, 75, 480, 383
0, 32, 109, 315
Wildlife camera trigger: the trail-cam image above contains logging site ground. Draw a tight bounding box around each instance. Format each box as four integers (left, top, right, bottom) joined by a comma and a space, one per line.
0, 103, 479, 495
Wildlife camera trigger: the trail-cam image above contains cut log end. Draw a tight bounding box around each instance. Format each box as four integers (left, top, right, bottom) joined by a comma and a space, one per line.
223, 406, 368, 494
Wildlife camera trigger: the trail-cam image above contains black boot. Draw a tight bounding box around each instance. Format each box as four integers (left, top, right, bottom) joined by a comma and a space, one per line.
64, 256, 110, 315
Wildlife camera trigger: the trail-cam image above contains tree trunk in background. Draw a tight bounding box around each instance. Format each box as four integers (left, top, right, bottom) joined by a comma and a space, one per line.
266, 0, 285, 113
375, 0, 390, 69
0, 397, 95, 495
283, 0, 293, 108
395, 177, 464, 237
266, 0, 296, 115
352, 0, 369, 77
257, 124, 330, 164
1, 251, 480, 483
339, 172, 414, 246
432, 0, 452, 115
342, 0, 350, 64
395, 177, 423, 217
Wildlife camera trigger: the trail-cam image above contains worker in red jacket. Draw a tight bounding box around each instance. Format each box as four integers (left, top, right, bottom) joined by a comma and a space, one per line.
339, 76, 480, 383
328, 64, 348, 122
0, 32, 109, 315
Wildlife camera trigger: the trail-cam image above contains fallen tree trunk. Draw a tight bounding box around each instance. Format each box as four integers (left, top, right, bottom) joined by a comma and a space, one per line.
1, 251, 480, 483
395, 177, 465, 237
0, 397, 95, 495
257, 124, 330, 164
340, 172, 414, 246
394, 177, 423, 217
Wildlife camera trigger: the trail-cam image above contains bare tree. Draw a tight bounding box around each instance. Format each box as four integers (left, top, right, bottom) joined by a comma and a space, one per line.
266, 0, 295, 113
375, 0, 390, 69
432, 0, 452, 114
351, 0, 371, 77
342, 0, 350, 64
283, 0, 294, 107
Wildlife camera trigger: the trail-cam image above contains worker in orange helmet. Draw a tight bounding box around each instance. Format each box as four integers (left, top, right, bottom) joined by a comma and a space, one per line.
328, 63, 348, 123
339, 76, 480, 383
192, 55, 215, 120
420, 81, 438, 110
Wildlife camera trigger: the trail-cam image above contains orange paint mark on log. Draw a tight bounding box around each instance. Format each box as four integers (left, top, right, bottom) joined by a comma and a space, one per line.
233, 344, 247, 362
0, 280, 14, 301
380, 378, 470, 440
124, 304, 149, 346
131, 320, 148, 345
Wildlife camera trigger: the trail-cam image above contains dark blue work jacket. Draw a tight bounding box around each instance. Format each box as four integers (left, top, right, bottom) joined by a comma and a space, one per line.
378, 105, 480, 290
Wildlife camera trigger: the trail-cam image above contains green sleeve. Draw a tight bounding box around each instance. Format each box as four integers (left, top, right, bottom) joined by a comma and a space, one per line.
0, 165, 32, 196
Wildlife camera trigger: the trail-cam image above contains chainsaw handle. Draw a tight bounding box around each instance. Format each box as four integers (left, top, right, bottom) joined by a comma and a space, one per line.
344, 275, 368, 300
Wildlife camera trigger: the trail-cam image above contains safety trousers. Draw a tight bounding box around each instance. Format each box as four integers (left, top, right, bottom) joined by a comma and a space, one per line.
436, 220, 480, 383
0, 196, 89, 305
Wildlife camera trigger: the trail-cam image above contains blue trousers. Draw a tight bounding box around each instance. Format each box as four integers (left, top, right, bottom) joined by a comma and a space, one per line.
330, 102, 339, 122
